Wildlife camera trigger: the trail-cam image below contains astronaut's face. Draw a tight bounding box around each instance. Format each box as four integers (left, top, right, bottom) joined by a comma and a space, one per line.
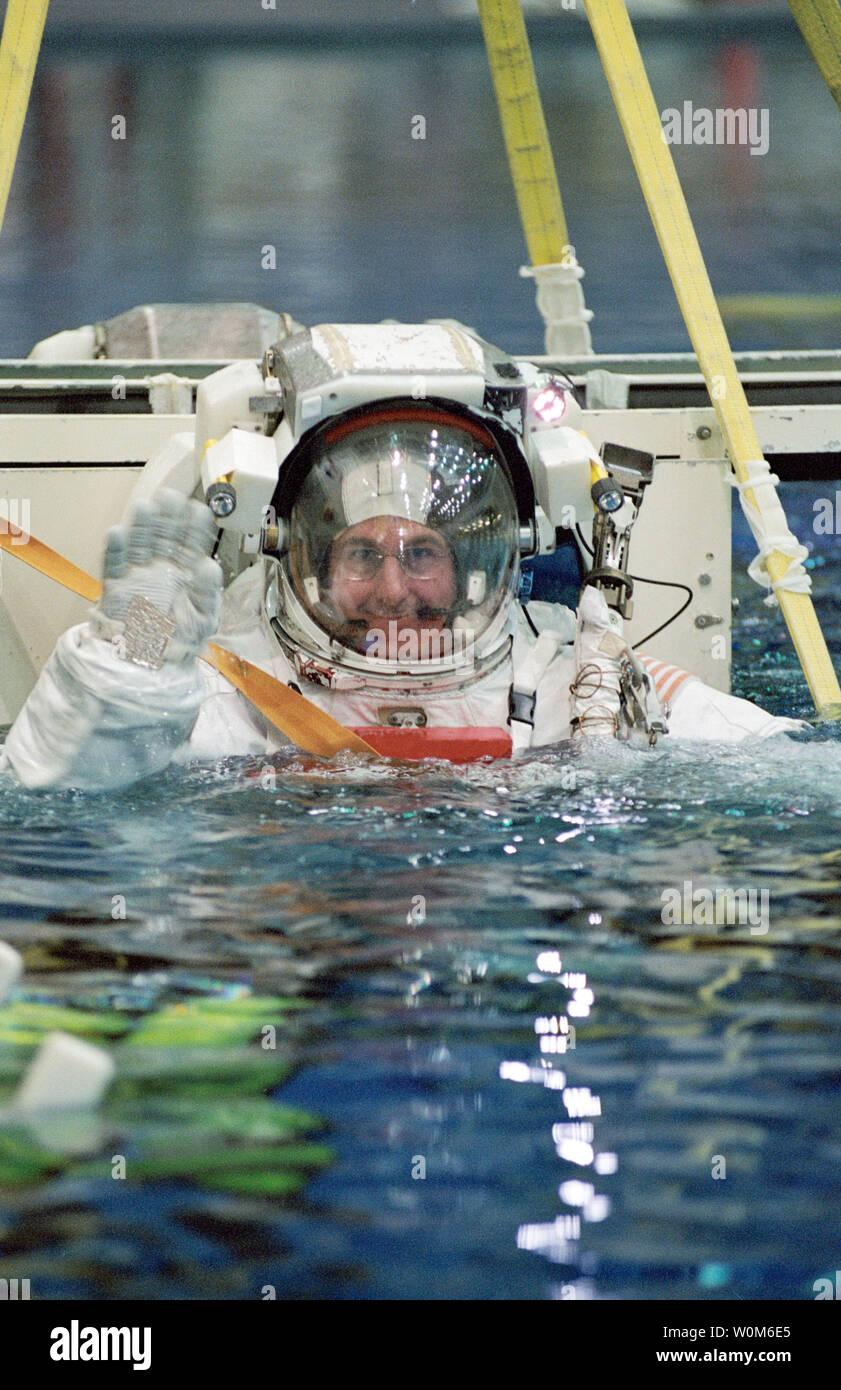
326, 515, 458, 658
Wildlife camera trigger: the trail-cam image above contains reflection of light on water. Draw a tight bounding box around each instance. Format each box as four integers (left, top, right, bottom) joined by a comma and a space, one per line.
559, 1181, 611, 1224
535, 951, 562, 973
499, 1061, 567, 1089
562, 1087, 601, 1118
502, 952, 617, 1287
535, 1015, 566, 1034
556, 1138, 594, 1166
517, 1214, 581, 1260
568, 989, 593, 1018
536, 1012, 578, 1055
554, 829, 582, 845
554, 1122, 593, 1142
560, 1179, 594, 1206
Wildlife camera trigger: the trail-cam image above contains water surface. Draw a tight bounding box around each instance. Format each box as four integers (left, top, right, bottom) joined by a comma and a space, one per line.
1, 27, 840, 1300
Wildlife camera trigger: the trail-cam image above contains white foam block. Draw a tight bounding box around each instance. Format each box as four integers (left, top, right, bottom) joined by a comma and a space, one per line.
12, 1031, 115, 1113
0, 942, 23, 1005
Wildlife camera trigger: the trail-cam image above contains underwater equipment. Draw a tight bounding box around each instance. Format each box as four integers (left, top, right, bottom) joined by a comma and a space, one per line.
582, 442, 654, 622
11, 1031, 114, 1115
0, 966, 329, 1199
573, 443, 668, 744
0, 943, 22, 1006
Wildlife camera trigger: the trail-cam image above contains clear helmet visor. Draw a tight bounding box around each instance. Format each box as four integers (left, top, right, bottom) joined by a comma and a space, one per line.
280, 408, 520, 664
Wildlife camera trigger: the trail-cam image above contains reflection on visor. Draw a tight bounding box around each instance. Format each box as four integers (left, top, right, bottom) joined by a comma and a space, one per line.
332, 535, 452, 581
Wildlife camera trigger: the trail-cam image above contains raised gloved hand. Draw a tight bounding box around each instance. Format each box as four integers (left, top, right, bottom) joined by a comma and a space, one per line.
92, 489, 223, 667
1, 490, 224, 789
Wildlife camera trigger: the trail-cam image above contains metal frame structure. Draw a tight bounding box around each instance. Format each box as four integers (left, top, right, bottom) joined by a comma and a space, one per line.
1, 347, 839, 724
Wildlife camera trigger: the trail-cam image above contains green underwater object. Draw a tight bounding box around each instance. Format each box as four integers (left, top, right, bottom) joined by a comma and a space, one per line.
114, 1048, 293, 1099
0, 999, 131, 1048
0, 987, 331, 1201
123, 995, 303, 1049
0, 1125, 67, 1188
68, 1098, 333, 1196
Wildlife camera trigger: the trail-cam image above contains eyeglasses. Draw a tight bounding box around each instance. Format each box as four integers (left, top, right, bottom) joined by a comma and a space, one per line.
334, 539, 451, 581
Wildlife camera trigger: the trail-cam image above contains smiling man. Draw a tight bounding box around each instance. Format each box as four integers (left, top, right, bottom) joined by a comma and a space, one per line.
273, 404, 520, 689
325, 514, 458, 661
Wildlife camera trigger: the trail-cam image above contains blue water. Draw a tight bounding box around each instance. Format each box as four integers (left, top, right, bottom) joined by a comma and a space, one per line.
1, 27, 841, 1301
3, 25, 840, 357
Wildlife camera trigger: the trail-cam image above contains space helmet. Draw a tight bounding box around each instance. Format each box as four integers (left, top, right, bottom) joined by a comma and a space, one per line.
265, 400, 522, 687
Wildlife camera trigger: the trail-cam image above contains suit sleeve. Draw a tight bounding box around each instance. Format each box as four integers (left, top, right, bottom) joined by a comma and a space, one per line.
0, 623, 207, 790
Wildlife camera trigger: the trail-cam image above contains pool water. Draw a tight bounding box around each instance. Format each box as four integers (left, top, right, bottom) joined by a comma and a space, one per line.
1, 24, 841, 1300
1, 488, 839, 1301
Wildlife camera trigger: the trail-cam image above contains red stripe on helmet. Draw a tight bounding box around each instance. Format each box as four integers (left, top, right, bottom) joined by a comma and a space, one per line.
323, 404, 499, 453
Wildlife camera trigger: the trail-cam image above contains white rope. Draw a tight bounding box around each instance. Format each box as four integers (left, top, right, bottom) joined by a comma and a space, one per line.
729, 458, 812, 607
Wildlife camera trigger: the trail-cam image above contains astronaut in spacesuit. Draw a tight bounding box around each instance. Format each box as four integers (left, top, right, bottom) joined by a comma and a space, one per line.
0, 323, 800, 790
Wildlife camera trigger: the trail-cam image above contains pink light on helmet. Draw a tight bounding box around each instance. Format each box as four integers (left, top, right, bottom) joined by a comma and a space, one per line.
529, 385, 567, 424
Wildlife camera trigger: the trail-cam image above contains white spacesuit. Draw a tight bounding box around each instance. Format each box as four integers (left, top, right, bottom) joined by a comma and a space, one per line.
0, 323, 800, 790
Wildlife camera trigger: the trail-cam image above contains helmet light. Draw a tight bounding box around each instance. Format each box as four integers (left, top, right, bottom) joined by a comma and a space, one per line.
529, 385, 568, 426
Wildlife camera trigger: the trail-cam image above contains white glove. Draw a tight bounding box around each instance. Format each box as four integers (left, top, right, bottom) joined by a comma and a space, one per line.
570, 586, 626, 738
93, 489, 222, 666
1, 492, 223, 789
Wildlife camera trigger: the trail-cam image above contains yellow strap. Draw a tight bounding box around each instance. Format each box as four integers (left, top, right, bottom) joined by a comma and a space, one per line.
205, 644, 377, 759
0, 528, 102, 602
583, 0, 841, 719
0, 527, 379, 758
787, 0, 841, 114
0, 0, 50, 235
476, 0, 570, 266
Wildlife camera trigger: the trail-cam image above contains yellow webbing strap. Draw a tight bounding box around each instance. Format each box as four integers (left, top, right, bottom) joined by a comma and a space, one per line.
205, 644, 377, 759
0, 527, 101, 602
0, 0, 50, 235
0, 528, 379, 758
476, 0, 570, 266
583, 0, 841, 719
787, 0, 841, 114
